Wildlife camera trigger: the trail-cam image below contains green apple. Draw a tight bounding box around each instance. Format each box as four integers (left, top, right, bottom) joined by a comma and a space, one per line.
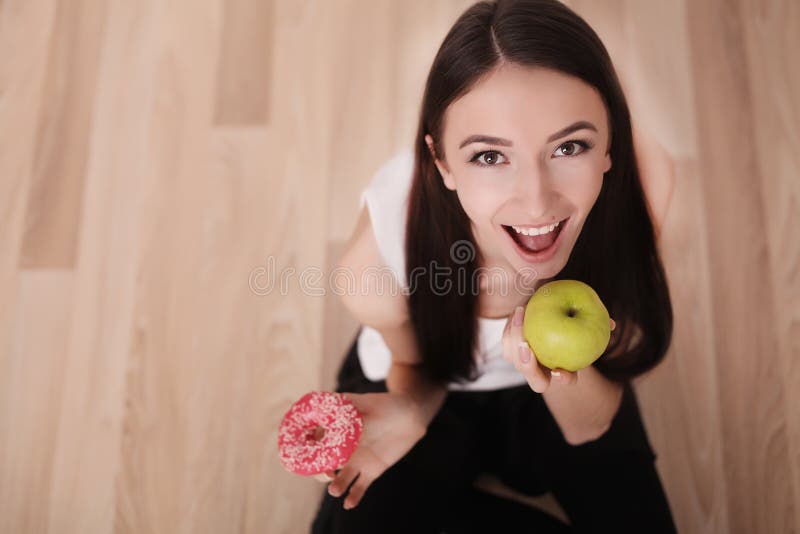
522, 279, 611, 372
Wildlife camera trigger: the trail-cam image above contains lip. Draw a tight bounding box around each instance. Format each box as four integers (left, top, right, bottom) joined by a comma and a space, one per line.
508, 221, 562, 230
502, 216, 570, 263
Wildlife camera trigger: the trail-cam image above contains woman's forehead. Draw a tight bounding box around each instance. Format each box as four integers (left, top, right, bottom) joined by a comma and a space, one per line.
443, 65, 609, 146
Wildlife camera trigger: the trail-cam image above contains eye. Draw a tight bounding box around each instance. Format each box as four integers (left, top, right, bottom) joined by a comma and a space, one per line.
553, 139, 594, 158
468, 150, 506, 167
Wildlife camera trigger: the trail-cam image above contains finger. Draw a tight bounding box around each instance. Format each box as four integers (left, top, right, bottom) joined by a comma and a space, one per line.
340, 391, 358, 407
517, 340, 550, 393
550, 368, 578, 385
328, 464, 359, 498
511, 305, 524, 336
503, 306, 525, 363
340, 392, 373, 414
500, 307, 518, 363
343, 472, 373, 510
503, 308, 514, 335
610, 317, 616, 331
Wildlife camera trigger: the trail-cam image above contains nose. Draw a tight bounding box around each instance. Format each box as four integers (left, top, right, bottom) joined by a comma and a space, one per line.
513, 166, 555, 217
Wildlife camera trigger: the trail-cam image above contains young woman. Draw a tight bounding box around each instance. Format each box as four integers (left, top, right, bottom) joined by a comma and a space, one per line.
311, 0, 677, 532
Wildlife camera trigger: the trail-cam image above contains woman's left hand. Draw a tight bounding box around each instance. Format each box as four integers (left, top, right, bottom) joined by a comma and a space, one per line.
502, 305, 616, 393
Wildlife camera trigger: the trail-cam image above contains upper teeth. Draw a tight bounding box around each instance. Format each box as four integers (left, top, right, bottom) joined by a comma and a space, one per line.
511, 221, 560, 236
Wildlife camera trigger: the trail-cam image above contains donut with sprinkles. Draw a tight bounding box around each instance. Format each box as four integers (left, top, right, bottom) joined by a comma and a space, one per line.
278, 391, 363, 476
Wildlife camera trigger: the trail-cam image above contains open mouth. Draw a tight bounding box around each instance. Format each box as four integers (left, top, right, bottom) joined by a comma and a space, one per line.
501, 217, 569, 260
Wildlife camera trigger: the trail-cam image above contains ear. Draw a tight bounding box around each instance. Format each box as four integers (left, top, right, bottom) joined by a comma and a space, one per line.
603, 151, 612, 174
425, 134, 457, 191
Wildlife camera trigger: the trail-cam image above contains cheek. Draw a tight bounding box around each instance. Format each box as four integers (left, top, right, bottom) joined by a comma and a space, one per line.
454, 180, 506, 224
558, 168, 604, 211
585, 174, 605, 207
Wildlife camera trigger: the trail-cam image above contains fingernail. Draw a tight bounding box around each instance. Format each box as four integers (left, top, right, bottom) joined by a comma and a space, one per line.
343, 500, 353, 510
551, 370, 562, 380
513, 306, 523, 326
518, 341, 531, 363
329, 486, 338, 497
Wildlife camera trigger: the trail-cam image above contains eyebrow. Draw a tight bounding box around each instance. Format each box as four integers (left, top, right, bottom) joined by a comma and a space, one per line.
458, 120, 598, 149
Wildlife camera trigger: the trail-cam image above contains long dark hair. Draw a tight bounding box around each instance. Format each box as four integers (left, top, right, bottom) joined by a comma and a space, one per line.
404, 0, 673, 385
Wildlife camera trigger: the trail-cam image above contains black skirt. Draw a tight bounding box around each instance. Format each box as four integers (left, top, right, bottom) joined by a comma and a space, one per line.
311, 328, 677, 534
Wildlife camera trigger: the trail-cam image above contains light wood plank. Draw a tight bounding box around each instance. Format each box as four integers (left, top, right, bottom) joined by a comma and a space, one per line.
18, 0, 107, 269
0, 9, 61, 524
213, 0, 273, 126
44, 1, 161, 532
0, 272, 72, 534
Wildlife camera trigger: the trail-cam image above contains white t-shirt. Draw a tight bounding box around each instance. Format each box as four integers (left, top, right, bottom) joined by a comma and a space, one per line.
355, 148, 528, 391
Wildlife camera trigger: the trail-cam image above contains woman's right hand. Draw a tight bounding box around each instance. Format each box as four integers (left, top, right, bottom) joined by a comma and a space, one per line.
320, 391, 428, 510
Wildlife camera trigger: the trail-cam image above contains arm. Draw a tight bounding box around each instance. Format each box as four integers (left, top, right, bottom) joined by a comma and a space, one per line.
387, 360, 448, 430
632, 123, 677, 240
379, 317, 447, 428
328, 176, 450, 510
336, 205, 447, 429
543, 320, 645, 444
505, 307, 624, 446
542, 365, 624, 445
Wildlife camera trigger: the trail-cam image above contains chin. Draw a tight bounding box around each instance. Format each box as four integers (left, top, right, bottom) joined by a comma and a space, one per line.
511, 254, 566, 281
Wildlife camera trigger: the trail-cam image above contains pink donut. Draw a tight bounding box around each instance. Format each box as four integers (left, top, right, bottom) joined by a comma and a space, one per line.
278, 391, 363, 476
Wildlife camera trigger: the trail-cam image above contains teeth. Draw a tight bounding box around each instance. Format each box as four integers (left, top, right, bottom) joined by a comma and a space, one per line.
511, 220, 560, 236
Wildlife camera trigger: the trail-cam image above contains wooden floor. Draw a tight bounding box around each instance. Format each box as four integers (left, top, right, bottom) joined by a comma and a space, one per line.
0, 0, 797, 532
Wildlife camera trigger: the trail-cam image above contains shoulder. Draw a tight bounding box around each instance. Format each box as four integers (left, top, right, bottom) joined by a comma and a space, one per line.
632, 123, 677, 239
360, 149, 415, 198
357, 149, 414, 286
334, 204, 410, 329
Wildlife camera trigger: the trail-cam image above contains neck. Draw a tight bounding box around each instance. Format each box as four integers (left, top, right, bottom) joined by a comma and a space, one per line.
476, 259, 548, 317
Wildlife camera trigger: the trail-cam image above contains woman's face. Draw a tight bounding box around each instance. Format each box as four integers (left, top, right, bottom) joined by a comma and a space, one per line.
426, 64, 612, 287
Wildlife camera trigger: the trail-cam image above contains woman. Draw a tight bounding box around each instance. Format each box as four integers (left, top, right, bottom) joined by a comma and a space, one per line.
311, 0, 677, 532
